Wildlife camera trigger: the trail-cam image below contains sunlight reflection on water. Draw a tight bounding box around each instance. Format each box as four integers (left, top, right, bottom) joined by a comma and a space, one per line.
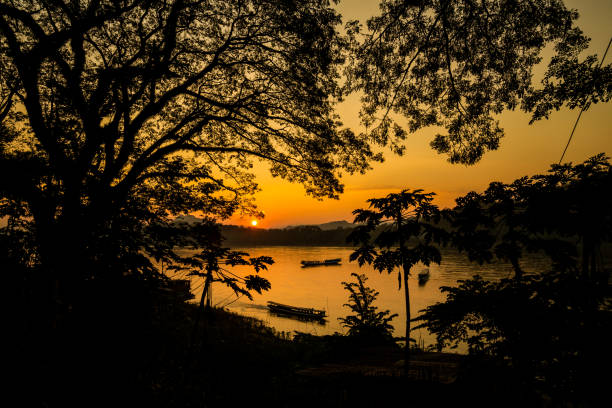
172, 246, 551, 351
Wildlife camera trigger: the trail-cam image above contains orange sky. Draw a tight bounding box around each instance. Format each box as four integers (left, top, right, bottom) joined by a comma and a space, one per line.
231, 0, 612, 229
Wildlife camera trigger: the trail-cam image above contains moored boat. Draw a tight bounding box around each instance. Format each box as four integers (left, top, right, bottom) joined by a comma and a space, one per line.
301, 258, 341, 267
418, 268, 430, 284
267, 301, 326, 320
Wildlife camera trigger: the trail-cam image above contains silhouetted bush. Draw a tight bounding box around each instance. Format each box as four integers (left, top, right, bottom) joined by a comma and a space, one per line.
339, 273, 398, 346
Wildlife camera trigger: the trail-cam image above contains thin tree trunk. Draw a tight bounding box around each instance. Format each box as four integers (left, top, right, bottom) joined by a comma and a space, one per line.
191, 268, 212, 347
403, 264, 411, 377
205, 276, 212, 311
397, 209, 411, 377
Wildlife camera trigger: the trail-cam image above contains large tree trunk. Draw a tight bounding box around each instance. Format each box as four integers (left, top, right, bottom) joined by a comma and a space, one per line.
30, 201, 108, 403
31, 181, 107, 343
35, 219, 82, 328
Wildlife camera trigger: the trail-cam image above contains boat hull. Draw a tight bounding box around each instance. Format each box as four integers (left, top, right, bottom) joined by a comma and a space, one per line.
300, 258, 341, 267
267, 301, 326, 320
418, 269, 430, 284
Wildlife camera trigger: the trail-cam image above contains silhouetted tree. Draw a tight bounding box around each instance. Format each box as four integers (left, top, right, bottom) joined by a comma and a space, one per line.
339, 272, 398, 345
183, 244, 272, 346
0, 0, 375, 316
415, 155, 612, 405
528, 154, 612, 280
345, 0, 612, 164
414, 272, 610, 405
347, 189, 447, 370
450, 154, 612, 280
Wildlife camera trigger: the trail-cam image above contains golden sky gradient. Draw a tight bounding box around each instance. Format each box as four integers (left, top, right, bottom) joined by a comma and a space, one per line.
231, 0, 612, 228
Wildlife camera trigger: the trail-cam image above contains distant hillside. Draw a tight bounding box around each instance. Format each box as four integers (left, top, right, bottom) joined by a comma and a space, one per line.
174, 214, 205, 225
284, 220, 356, 231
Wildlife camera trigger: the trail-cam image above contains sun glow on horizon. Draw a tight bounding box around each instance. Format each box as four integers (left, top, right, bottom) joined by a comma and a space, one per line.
251, 219, 258, 226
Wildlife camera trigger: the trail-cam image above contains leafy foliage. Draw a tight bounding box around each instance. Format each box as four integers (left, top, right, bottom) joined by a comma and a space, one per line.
339, 273, 398, 344
345, 0, 612, 164
450, 153, 612, 279
416, 155, 612, 404
348, 189, 448, 357
185, 244, 273, 302
0, 0, 378, 292
0, 0, 369, 205
414, 273, 611, 402
348, 189, 447, 286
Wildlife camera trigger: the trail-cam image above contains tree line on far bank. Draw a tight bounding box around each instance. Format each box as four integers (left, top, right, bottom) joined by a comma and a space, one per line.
194, 220, 454, 247
220, 224, 356, 247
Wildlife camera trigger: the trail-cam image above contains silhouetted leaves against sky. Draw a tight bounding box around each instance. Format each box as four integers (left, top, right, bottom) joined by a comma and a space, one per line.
345, 0, 611, 164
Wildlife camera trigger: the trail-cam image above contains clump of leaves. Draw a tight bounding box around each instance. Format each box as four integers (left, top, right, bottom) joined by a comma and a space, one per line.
181, 245, 273, 304
339, 273, 398, 345
345, 0, 611, 165
414, 272, 611, 404
449, 153, 612, 281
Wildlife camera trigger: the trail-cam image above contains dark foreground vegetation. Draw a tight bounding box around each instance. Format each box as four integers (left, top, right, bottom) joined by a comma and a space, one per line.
8, 153, 610, 408
15, 295, 611, 408
344, 155, 612, 407
15, 290, 599, 408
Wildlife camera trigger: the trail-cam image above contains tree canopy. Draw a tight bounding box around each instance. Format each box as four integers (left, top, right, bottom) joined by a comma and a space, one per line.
345, 0, 612, 164
0, 0, 373, 205
0, 0, 380, 279
450, 153, 612, 280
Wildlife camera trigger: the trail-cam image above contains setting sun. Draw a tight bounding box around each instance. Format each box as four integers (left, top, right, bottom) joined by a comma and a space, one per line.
251, 220, 258, 226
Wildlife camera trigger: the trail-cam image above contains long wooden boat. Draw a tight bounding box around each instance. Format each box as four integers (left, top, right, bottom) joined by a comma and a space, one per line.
267, 301, 326, 320
300, 258, 341, 267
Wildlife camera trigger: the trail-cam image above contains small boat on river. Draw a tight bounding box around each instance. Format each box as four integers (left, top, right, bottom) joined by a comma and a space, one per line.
418, 268, 430, 284
267, 301, 327, 320
301, 258, 341, 267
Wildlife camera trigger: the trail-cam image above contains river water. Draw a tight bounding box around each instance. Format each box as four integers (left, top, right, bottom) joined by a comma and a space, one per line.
173, 246, 551, 348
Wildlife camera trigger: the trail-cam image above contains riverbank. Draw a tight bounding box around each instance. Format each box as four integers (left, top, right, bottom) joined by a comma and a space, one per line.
160, 306, 556, 407
20, 283, 602, 408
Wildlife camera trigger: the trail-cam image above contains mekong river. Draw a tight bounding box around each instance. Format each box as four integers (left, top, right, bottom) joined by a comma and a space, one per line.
173, 246, 550, 349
